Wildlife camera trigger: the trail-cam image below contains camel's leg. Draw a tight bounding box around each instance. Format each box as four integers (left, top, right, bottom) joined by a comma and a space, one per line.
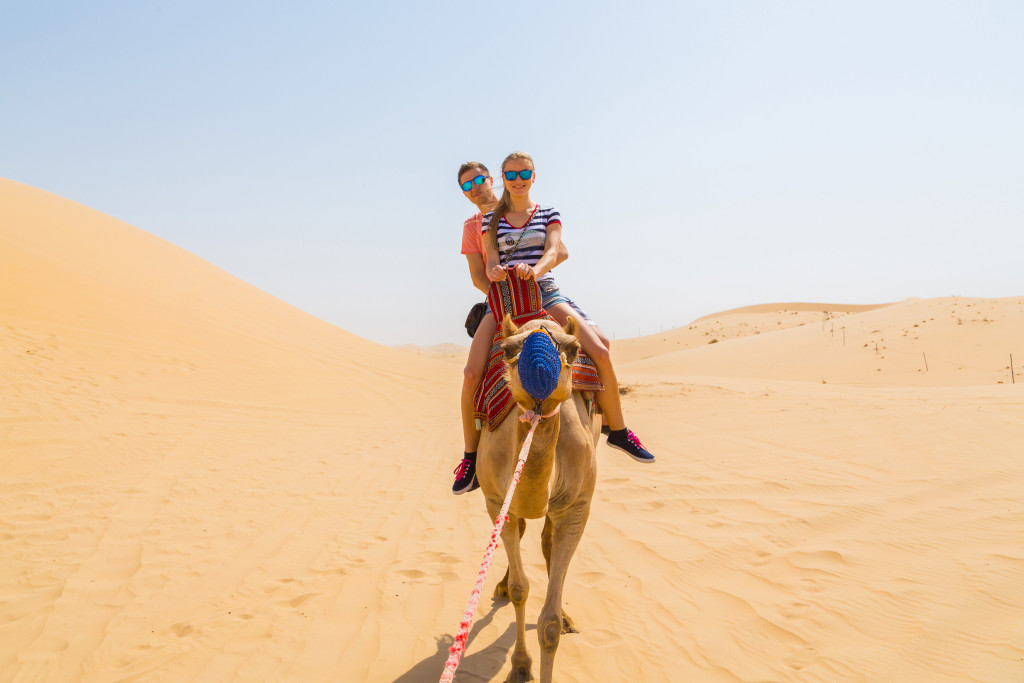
494, 517, 527, 600
537, 503, 591, 683
500, 512, 534, 683
541, 517, 577, 634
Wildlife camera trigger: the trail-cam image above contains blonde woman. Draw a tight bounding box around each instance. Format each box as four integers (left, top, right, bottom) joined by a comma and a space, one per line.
481, 151, 655, 464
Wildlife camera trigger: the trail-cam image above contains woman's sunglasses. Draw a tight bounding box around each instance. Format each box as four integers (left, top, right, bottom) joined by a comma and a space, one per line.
460, 175, 488, 192
503, 169, 534, 181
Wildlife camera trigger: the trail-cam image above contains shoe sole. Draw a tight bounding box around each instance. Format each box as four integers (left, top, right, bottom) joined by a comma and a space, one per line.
606, 442, 656, 464
452, 474, 480, 495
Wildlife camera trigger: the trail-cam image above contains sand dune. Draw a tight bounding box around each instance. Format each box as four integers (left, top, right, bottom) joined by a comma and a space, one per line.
394, 343, 468, 364
617, 297, 1024, 386
1, 179, 458, 680
3, 179, 1024, 682
612, 302, 892, 363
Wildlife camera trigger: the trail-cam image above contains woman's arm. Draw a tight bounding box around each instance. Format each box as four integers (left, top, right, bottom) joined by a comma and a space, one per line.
484, 241, 507, 281
524, 221, 563, 280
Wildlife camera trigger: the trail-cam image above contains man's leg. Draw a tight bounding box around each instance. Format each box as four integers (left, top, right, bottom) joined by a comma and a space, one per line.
455, 315, 497, 493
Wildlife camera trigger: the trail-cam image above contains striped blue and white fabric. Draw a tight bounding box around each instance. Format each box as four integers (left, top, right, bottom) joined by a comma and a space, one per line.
482, 206, 562, 282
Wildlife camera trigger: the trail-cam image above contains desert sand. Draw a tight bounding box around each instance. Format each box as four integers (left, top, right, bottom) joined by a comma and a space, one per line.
3, 178, 1023, 682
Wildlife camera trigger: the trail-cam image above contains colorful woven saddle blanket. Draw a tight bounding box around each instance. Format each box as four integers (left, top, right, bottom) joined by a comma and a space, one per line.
474, 272, 603, 432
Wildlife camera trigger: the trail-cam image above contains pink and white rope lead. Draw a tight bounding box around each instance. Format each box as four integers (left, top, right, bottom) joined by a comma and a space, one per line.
439, 404, 560, 683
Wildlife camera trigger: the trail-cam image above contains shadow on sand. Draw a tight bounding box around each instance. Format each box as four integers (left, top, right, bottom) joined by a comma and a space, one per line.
393, 597, 537, 682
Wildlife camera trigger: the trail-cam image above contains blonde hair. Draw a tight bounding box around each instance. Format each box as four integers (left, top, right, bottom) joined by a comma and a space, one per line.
487, 151, 535, 251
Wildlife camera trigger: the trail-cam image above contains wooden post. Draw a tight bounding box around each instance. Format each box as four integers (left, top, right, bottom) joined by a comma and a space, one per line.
923, 352, 929, 372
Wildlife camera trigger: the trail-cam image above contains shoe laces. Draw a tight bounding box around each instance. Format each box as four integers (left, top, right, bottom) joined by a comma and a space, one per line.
626, 430, 646, 450
453, 458, 473, 480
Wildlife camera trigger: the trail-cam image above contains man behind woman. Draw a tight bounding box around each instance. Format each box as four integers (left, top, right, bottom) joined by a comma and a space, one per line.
454, 153, 655, 495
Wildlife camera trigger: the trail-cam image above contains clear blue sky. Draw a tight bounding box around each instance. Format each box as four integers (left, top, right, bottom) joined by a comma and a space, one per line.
4, 1, 1022, 346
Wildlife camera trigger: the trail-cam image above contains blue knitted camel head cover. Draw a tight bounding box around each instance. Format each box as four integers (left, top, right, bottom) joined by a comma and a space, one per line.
518, 328, 562, 402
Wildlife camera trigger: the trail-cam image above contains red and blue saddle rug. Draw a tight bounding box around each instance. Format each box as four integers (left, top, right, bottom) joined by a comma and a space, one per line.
474, 272, 603, 432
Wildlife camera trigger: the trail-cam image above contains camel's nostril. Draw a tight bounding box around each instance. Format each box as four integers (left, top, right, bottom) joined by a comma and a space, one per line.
519, 331, 561, 402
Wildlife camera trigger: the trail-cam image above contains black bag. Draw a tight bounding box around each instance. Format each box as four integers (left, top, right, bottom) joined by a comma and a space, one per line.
465, 301, 488, 338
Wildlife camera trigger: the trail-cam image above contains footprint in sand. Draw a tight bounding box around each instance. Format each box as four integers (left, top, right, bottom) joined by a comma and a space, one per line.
420, 550, 459, 566
779, 601, 812, 620
575, 571, 605, 588
286, 593, 320, 608
582, 628, 623, 647
784, 645, 818, 671
171, 623, 193, 637
396, 567, 443, 585
397, 569, 426, 579
31, 638, 69, 654
788, 549, 846, 570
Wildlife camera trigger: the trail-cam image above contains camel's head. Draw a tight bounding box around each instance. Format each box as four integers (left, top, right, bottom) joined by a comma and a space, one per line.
500, 315, 581, 416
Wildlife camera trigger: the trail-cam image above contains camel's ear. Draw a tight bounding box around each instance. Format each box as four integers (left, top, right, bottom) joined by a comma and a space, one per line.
501, 314, 519, 339
562, 315, 579, 338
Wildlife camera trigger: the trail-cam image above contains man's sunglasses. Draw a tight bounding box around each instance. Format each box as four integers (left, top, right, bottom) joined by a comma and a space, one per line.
460, 175, 488, 192
503, 170, 534, 181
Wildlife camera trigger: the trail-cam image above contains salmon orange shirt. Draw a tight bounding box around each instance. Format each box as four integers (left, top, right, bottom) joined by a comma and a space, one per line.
460, 213, 485, 256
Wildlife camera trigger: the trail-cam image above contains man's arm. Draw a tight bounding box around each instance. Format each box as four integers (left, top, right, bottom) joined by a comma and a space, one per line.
465, 253, 489, 294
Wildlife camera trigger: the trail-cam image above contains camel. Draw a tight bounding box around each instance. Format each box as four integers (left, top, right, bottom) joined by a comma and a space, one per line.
476, 314, 599, 683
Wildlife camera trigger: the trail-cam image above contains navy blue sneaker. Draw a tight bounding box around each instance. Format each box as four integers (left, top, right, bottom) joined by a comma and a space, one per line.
452, 453, 479, 494
607, 429, 655, 463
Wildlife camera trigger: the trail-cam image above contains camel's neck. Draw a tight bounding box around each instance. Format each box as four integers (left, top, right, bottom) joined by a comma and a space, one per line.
514, 413, 561, 504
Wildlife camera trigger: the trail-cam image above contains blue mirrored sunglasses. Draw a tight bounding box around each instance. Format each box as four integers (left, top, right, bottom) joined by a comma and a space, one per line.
460, 175, 488, 192
503, 169, 534, 181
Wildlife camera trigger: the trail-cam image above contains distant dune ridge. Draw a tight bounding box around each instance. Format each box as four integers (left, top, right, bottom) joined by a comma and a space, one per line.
615, 297, 1024, 386
3, 178, 1023, 682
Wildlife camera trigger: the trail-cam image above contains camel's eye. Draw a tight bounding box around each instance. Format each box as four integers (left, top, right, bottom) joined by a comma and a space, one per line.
501, 337, 524, 363
561, 340, 580, 367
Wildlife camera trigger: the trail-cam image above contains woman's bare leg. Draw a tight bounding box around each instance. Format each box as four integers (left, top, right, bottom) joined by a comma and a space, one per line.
546, 303, 625, 431
591, 327, 610, 428
547, 304, 655, 462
